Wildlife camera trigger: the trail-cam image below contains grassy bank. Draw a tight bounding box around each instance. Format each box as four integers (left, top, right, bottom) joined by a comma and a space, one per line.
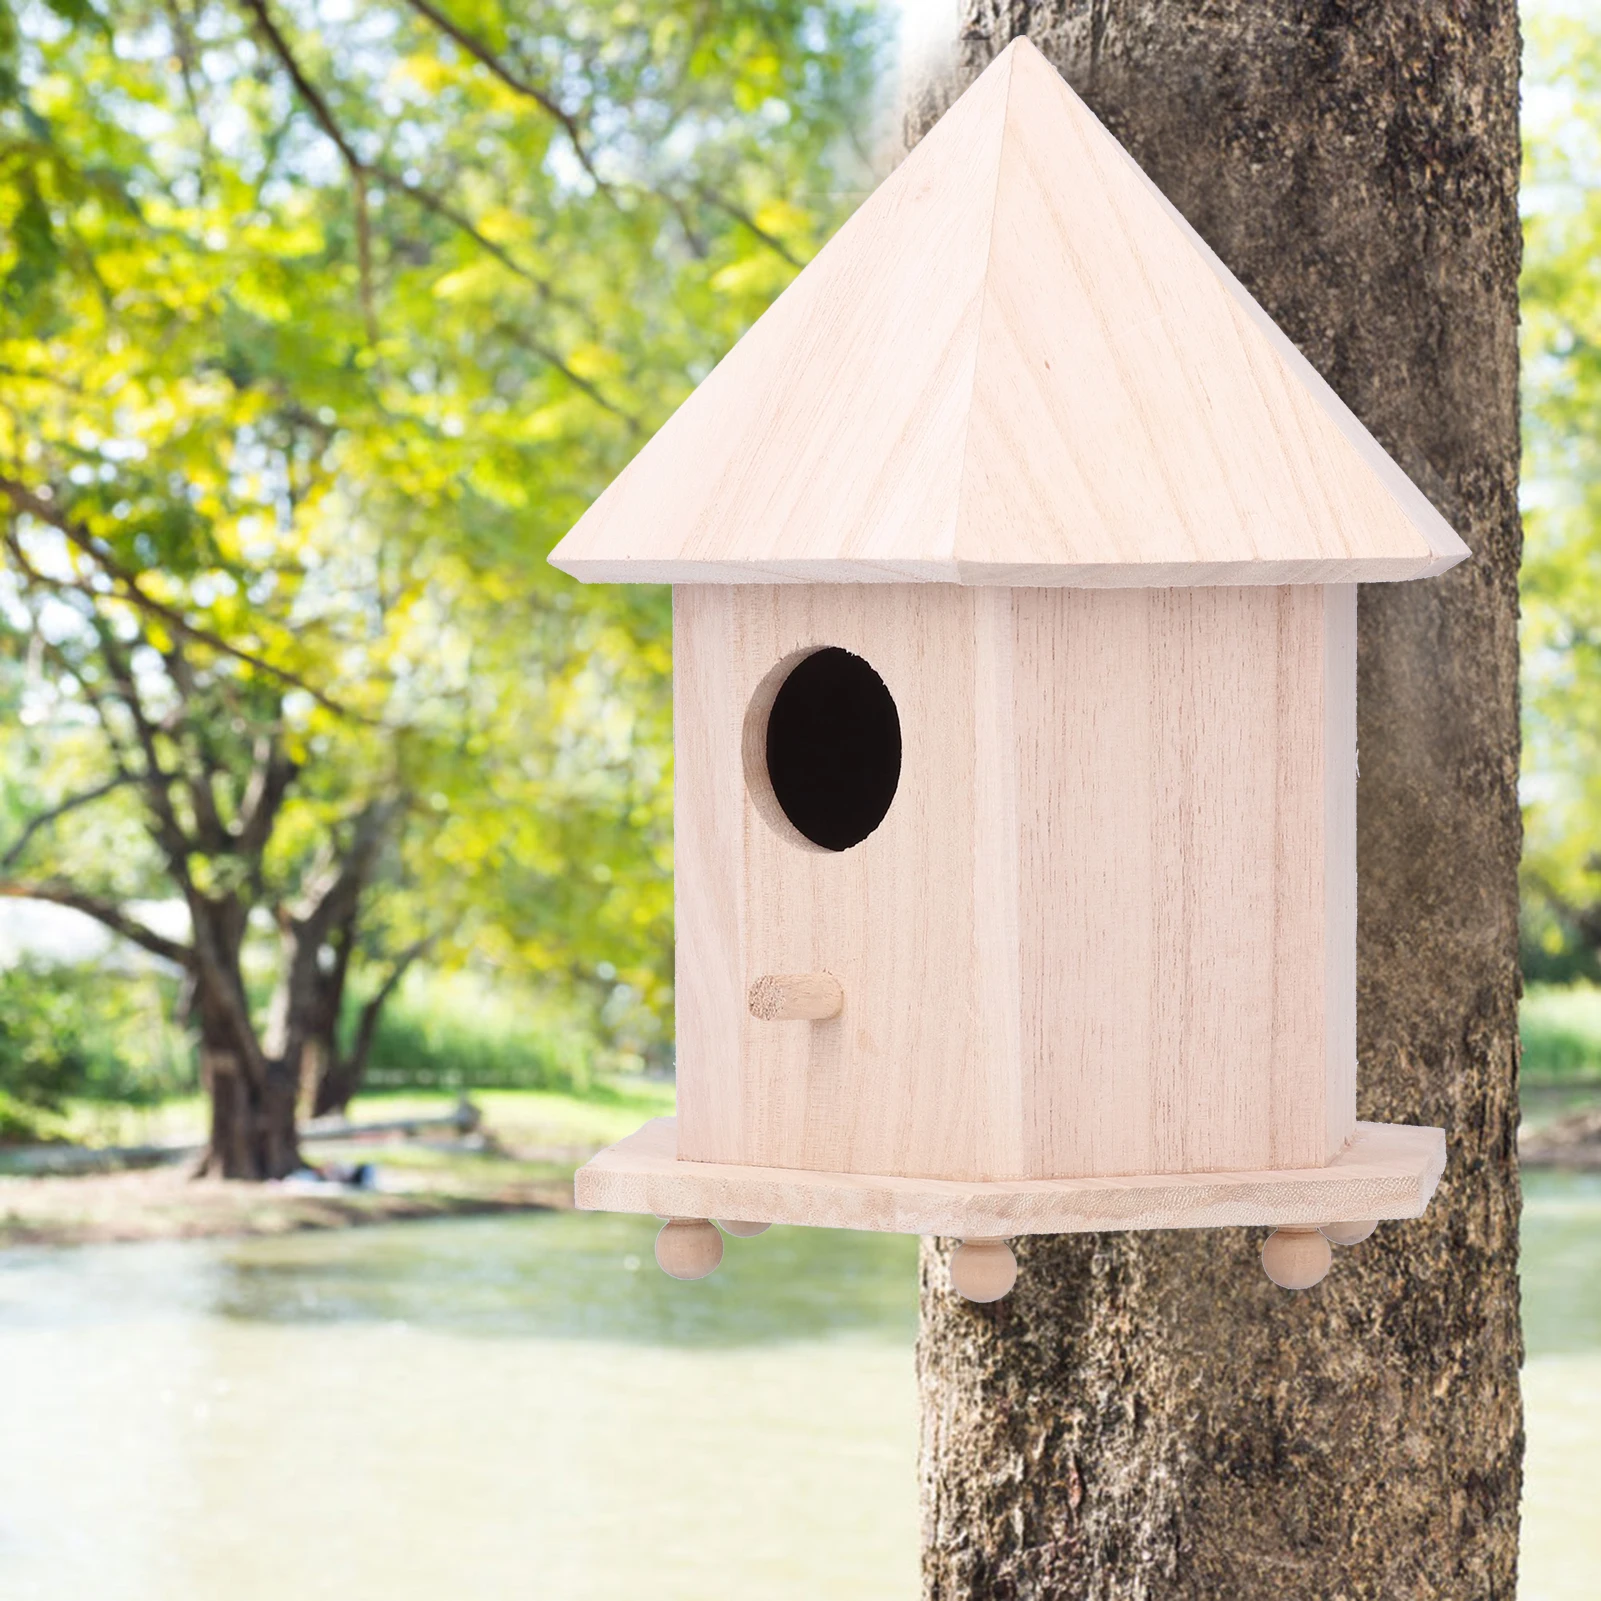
0, 1080, 675, 1249
1523, 984, 1601, 1085
57, 1079, 675, 1153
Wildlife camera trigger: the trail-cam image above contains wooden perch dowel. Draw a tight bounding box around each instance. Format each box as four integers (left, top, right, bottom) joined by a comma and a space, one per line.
748, 972, 844, 1021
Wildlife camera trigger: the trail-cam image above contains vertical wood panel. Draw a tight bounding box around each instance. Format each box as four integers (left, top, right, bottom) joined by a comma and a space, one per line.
1013, 588, 1158, 1178
677, 584, 989, 1179
676, 583, 1348, 1182
671, 587, 748, 1160
1322, 583, 1358, 1154
1013, 587, 1341, 1178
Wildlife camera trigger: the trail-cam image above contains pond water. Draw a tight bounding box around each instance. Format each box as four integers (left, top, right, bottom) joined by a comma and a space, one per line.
1521, 1170, 1601, 1601
0, 1216, 921, 1601
0, 1177, 1596, 1601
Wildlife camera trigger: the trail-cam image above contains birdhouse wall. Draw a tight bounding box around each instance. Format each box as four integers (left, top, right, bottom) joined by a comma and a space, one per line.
673, 582, 1356, 1184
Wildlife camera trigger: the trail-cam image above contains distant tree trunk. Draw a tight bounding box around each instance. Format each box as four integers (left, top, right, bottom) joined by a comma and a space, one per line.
915, 8, 1523, 1600
191, 900, 302, 1181
199, 1033, 301, 1180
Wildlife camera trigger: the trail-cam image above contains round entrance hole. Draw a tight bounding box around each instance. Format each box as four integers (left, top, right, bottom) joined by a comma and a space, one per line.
758, 647, 902, 852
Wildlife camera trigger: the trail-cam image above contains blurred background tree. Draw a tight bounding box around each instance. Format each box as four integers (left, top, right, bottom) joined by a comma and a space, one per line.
1523, 13, 1601, 984
0, 0, 886, 1173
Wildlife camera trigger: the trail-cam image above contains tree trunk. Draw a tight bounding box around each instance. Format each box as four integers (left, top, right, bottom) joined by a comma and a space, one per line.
197, 1028, 301, 1180
915, 9, 1522, 1600
191, 906, 302, 1180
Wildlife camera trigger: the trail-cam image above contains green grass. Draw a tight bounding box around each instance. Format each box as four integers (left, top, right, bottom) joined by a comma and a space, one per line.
58, 1079, 675, 1154
346, 1082, 676, 1147
1523, 984, 1601, 1084
356, 969, 625, 1095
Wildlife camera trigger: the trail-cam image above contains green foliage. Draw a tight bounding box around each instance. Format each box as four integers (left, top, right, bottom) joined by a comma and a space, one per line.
1522, 983, 1601, 1084
0, 0, 888, 1055
1522, 14, 1601, 961
0, 962, 193, 1139
354, 967, 607, 1094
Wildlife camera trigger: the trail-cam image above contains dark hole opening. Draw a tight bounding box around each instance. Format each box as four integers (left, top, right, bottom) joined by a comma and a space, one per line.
764, 647, 902, 852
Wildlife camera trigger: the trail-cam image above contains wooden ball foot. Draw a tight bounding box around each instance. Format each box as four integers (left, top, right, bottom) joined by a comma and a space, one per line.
1261, 1227, 1332, 1290
949, 1238, 1018, 1303
715, 1219, 771, 1237
1320, 1219, 1376, 1246
655, 1218, 723, 1280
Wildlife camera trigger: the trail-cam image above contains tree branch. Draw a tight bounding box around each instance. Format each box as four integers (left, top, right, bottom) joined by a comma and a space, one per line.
235, 0, 378, 334
159, 642, 235, 854
90, 615, 196, 873
2, 776, 136, 871
693, 184, 803, 268
394, 0, 609, 194
31, 631, 143, 784
236, 735, 300, 860
238, 0, 603, 348
236, 0, 364, 170
1, 479, 360, 720
342, 933, 434, 1084
377, 164, 563, 298
294, 796, 405, 940
492, 321, 642, 432
0, 881, 195, 968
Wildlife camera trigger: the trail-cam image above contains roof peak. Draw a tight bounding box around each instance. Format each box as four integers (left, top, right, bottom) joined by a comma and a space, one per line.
550, 37, 1468, 588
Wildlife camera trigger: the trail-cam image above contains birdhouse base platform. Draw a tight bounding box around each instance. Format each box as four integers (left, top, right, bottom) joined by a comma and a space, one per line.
574, 1117, 1446, 1238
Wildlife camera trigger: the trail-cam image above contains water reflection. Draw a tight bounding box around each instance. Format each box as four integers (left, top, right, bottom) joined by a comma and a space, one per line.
1520, 1172, 1601, 1601
0, 1215, 920, 1349
0, 1215, 922, 1601
213, 1213, 922, 1346
1522, 1171, 1601, 1357
1, 1185, 1597, 1601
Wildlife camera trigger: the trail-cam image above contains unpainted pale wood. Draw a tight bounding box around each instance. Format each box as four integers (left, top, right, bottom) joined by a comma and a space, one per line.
675, 582, 1354, 1183
547, 40, 1467, 589
1011, 582, 1356, 1175
654, 1217, 723, 1280
1321, 584, 1358, 1154
949, 1240, 1019, 1303
575, 1117, 1446, 1237
674, 581, 994, 1178
715, 1219, 771, 1237
1320, 1218, 1377, 1245
748, 973, 844, 1021
1260, 1226, 1333, 1289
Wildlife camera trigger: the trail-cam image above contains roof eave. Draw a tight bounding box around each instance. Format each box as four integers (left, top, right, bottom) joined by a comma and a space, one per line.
549, 548, 1472, 587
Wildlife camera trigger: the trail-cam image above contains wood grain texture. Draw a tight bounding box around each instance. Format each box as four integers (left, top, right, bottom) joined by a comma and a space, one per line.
1259, 1226, 1333, 1289
548, 39, 1467, 588
574, 1117, 1446, 1237
948, 1240, 1020, 1304
675, 581, 1355, 1182
748, 973, 844, 1021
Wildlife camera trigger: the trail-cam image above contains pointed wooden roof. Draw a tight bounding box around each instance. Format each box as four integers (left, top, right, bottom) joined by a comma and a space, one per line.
549, 38, 1468, 587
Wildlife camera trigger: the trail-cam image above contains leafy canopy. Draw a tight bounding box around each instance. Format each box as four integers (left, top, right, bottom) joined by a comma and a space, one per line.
0, 0, 887, 1055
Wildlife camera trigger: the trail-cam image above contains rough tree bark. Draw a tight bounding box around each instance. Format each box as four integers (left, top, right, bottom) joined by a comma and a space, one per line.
914, 7, 1523, 1599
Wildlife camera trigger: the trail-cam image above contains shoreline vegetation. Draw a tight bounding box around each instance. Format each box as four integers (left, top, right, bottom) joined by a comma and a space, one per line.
2, 980, 1599, 1251
4, 1067, 1601, 1251
0, 1082, 674, 1249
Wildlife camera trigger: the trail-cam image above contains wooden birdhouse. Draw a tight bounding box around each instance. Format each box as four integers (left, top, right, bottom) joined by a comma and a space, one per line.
549, 38, 1461, 1300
